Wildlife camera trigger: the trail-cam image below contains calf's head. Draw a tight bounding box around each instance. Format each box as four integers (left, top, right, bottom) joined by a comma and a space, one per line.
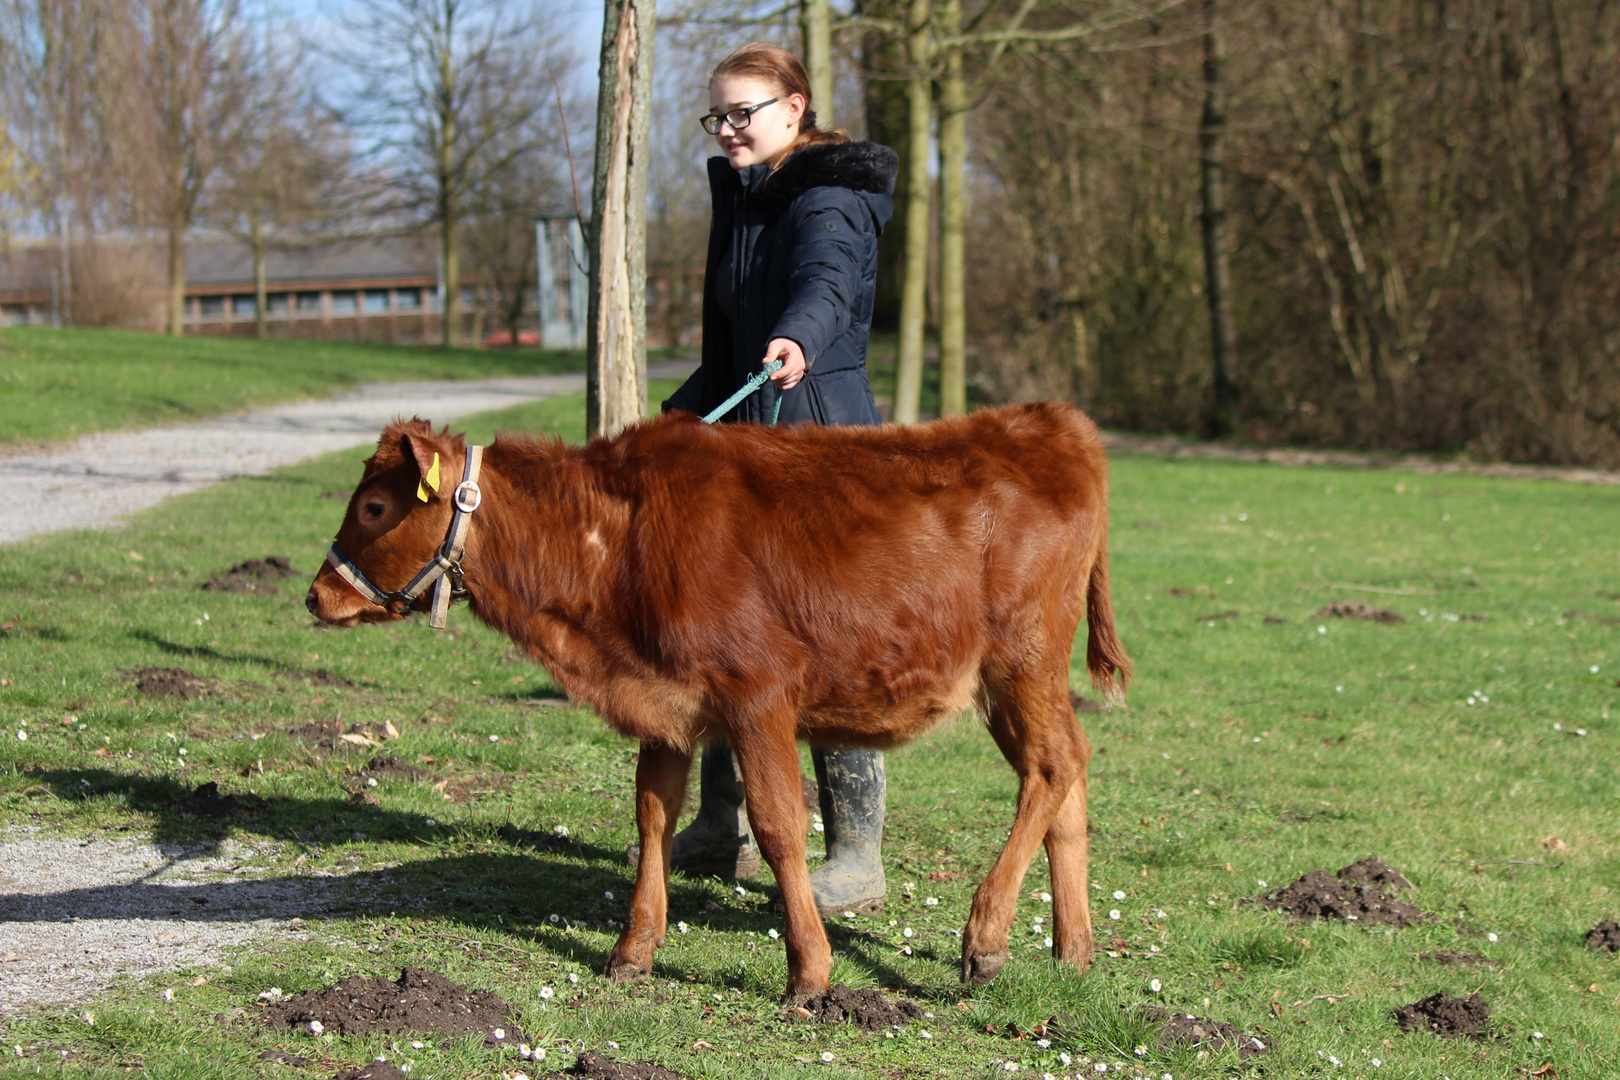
305, 419, 466, 627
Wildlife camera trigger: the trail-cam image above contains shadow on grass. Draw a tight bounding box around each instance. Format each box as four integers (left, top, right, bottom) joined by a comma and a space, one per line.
11, 766, 922, 993
130, 629, 289, 672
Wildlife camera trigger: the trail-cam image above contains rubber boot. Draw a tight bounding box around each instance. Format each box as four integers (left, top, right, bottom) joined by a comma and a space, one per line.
668, 743, 761, 879
808, 747, 887, 916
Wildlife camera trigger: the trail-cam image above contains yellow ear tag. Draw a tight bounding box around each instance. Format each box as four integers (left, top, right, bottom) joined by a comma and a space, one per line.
416, 452, 441, 502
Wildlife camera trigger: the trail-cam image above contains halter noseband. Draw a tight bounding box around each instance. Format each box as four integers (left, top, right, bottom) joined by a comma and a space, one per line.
324, 445, 484, 630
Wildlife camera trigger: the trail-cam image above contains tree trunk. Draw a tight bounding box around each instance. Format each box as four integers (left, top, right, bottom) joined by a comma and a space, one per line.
800, 0, 833, 125
936, 0, 966, 417
587, 0, 654, 438
251, 211, 268, 339
167, 219, 185, 336
892, 0, 931, 425
1199, 0, 1237, 437
439, 30, 460, 349
862, 19, 908, 331
442, 209, 461, 348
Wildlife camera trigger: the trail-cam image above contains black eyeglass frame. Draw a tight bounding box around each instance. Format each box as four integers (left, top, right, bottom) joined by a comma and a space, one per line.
700, 98, 779, 135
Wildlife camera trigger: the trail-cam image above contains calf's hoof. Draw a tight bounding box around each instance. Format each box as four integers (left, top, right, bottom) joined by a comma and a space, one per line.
781, 979, 831, 1007
606, 959, 650, 984
962, 949, 1008, 986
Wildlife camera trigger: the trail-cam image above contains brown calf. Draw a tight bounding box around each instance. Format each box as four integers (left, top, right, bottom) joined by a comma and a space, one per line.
306, 403, 1130, 1000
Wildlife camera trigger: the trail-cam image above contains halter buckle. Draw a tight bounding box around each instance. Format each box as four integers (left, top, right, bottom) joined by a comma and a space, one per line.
454, 480, 482, 513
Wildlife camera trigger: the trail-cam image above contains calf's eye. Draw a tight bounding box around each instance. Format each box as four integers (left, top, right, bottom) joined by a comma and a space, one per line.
364, 502, 386, 520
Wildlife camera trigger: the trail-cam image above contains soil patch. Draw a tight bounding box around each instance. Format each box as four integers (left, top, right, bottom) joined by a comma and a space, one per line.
127, 666, 215, 700
1418, 951, 1498, 968
268, 968, 520, 1045
537, 1052, 692, 1079
282, 720, 392, 752
260, 1050, 312, 1067
1587, 920, 1620, 952
359, 755, 426, 781
333, 1063, 407, 1080
1394, 991, 1490, 1038
176, 781, 266, 818
1068, 689, 1103, 713
792, 984, 926, 1033
1144, 1008, 1269, 1060
202, 556, 297, 596
277, 668, 357, 688
1257, 857, 1425, 926
1316, 601, 1403, 623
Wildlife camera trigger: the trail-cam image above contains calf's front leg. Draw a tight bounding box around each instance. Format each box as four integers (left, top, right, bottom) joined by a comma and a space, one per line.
607, 741, 691, 982
727, 716, 832, 1002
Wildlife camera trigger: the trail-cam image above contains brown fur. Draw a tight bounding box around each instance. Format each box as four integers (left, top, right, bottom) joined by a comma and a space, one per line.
307, 402, 1130, 1000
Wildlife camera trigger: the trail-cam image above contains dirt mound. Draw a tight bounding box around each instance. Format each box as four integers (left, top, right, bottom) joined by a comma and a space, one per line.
1336, 857, 1412, 890
268, 968, 520, 1044
203, 556, 297, 596
333, 1062, 407, 1080
283, 721, 392, 751
278, 668, 357, 688
1587, 920, 1620, 951
1258, 857, 1425, 926
1316, 601, 1403, 623
128, 666, 214, 699
176, 781, 265, 818
537, 1052, 692, 1079
1418, 951, 1497, 968
1145, 1008, 1269, 1060
792, 985, 926, 1033
1394, 991, 1490, 1038
359, 755, 425, 781
1068, 689, 1104, 713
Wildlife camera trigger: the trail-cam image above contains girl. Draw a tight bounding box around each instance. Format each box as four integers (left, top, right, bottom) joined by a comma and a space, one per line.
663, 42, 897, 916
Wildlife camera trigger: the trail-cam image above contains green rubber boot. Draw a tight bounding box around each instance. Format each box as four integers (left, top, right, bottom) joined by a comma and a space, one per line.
808, 747, 887, 916
669, 743, 761, 879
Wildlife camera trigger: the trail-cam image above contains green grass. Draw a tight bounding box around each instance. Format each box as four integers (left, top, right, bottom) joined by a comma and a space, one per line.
0, 326, 587, 448
0, 389, 1617, 1078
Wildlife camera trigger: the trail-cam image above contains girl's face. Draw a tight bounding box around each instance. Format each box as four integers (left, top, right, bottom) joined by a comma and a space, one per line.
708, 74, 804, 169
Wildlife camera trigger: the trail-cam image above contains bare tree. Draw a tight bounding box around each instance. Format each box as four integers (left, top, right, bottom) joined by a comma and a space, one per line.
97, 0, 249, 336
211, 22, 356, 338
588, 0, 656, 435
335, 0, 562, 348
1198, 0, 1235, 435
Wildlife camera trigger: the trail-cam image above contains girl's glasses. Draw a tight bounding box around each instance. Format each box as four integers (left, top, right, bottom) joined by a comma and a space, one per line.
700, 98, 779, 135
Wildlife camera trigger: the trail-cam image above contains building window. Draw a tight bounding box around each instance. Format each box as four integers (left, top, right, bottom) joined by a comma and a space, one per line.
363, 289, 390, 314
395, 288, 421, 310
296, 292, 321, 313
232, 295, 257, 317
266, 293, 290, 315
330, 291, 357, 314
199, 296, 226, 317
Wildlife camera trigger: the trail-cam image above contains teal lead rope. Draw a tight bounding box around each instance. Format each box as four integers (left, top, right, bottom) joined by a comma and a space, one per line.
701, 359, 785, 427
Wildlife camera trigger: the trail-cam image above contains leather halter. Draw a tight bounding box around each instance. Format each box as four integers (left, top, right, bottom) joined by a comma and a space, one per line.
324, 446, 484, 630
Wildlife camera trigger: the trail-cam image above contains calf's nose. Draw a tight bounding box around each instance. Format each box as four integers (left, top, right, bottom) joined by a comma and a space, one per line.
305, 588, 319, 616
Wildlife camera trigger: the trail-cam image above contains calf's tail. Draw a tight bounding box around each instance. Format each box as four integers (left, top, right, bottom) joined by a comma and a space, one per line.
1085, 526, 1132, 703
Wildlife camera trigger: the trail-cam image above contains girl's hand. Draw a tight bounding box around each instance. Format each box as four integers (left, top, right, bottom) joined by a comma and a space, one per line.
762, 338, 807, 390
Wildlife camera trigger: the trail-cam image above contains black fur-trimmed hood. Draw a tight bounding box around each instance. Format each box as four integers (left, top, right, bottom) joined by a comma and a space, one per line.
751, 140, 898, 212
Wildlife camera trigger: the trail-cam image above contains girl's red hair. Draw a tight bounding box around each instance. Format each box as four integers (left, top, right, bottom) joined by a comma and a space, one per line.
712, 42, 848, 165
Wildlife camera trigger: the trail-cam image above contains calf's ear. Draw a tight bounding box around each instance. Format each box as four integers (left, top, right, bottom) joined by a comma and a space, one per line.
400, 429, 446, 503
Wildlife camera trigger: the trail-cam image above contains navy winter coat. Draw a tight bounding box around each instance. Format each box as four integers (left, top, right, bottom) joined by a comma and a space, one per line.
662, 139, 898, 426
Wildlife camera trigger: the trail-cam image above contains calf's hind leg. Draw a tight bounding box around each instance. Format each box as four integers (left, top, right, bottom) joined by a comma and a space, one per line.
1044, 753, 1093, 972
961, 668, 1087, 985
608, 742, 691, 982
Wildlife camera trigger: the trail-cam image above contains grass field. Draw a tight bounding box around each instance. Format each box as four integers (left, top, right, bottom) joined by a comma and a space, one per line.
0, 327, 587, 448
0, 378, 1617, 1078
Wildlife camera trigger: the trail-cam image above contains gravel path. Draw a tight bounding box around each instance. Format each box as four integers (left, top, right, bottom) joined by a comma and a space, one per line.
0, 364, 693, 545
0, 833, 356, 1014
